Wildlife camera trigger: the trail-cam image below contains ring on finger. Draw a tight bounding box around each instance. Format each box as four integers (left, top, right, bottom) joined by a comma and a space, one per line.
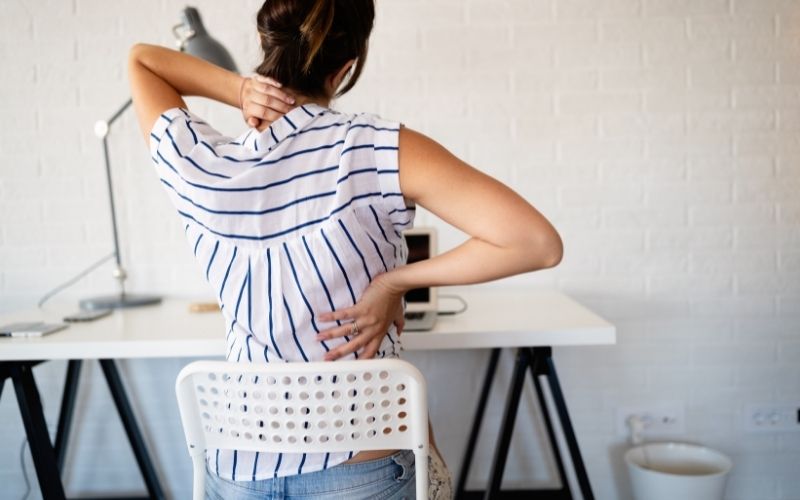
350, 320, 359, 336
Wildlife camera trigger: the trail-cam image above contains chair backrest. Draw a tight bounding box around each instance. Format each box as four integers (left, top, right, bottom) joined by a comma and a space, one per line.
176, 358, 428, 499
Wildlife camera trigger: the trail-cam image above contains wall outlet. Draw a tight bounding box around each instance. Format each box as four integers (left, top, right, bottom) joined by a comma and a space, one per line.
744, 403, 800, 433
615, 404, 685, 438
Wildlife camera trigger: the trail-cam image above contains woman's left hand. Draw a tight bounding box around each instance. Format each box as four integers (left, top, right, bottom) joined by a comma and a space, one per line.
315, 274, 406, 361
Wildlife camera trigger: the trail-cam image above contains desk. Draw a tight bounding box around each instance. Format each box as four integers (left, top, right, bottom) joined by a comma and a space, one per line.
0, 290, 614, 499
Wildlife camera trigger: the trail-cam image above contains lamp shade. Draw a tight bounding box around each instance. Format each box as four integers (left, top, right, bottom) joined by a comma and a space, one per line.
180, 7, 238, 72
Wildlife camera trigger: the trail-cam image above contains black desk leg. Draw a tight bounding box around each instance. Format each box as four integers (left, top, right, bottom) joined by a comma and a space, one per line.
484, 348, 531, 500
55, 360, 82, 471
530, 348, 571, 499
10, 362, 67, 500
99, 359, 165, 500
455, 348, 501, 498
534, 347, 594, 500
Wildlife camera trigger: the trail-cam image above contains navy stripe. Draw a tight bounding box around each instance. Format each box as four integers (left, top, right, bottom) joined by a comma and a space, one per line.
175, 191, 388, 242
284, 115, 296, 130
206, 240, 219, 280
321, 228, 356, 304
283, 295, 308, 361
160, 112, 177, 125
375, 146, 399, 151
338, 219, 372, 281
377, 169, 399, 174
297, 453, 306, 474
216, 449, 220, 476
323, 453, 330, 469
254, 140, 345, 167
300, 105, 314, 117
242, 129, 253, 145
263, 344, 269, 362
163, 164, 340, 193
199, 141, 262, 163
252, 452, 260, 481
247, 259, 253, 331
160, 178, 336, 216
270, 127, 278, 145
266, 249, 282, 358
149, 132, 159, 141
182, 153, 232, 180
193, 233, 203, 256
185, 120, 198, 144
283, 242, 330, 352
302, 235, 354, 356
367, 233, 388, 272
369, 205, 398, 259
246, 334, 253, 362
389, 206, 414, 215
273, 453, 283, 478
218, 247, 239, 301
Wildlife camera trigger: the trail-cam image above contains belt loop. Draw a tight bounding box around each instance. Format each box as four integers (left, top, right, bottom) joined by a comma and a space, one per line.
392, 449, 417, 481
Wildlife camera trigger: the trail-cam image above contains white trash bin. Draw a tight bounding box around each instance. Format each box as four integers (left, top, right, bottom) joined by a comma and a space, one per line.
625, 442, 732, 500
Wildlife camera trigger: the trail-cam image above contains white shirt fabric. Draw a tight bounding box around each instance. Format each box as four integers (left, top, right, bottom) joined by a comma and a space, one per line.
149, 103, 414, 480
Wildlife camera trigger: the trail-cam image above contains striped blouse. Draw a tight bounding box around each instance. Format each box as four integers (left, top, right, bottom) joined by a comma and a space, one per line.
148, 103, 414, 480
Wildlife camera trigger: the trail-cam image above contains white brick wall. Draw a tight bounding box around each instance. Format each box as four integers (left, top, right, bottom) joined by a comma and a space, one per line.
1, 1, 798, 499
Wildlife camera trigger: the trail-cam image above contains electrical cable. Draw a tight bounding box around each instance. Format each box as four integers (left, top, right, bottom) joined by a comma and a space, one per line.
437, 294, 468, 316
37, 252, 115, 309
19, 437, 31, 500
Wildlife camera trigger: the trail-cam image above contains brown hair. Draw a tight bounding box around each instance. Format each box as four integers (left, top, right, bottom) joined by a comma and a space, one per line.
255, 0, 375, 98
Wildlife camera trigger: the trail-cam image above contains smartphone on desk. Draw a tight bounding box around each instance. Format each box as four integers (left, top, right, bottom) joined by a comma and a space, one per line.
0, 322, 69, 337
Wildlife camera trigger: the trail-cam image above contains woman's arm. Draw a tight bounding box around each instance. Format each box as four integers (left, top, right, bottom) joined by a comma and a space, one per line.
128, 43, 294, 141
318, 127, 563, 360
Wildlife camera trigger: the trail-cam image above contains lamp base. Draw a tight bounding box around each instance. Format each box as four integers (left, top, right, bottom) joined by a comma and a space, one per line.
80, 293, 162, 311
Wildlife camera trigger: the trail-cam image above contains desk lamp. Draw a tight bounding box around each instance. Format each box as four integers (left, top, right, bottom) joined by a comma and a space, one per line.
80, 7, 238, 310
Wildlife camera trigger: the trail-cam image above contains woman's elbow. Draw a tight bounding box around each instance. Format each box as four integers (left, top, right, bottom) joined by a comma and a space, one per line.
528, 227, 563, 271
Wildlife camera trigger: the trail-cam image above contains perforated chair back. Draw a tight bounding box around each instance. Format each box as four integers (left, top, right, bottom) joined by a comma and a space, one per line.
176, 358, 428, 499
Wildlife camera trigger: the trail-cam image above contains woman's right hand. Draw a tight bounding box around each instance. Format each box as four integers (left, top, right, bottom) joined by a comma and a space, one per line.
240, 75, 296, 130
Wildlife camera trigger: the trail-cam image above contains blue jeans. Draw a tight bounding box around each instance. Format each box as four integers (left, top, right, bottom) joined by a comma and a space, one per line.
204, 450, 417, 500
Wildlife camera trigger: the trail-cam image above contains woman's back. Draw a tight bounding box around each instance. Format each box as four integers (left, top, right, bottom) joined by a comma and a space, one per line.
150, 102, 412, 479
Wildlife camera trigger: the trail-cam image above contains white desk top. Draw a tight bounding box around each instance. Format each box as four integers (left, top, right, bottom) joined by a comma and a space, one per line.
0, 290, 615, 361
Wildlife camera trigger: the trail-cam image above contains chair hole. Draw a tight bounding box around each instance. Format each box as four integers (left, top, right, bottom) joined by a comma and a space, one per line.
257, 420, 265, 428
316, 406, 326, 415
365, 402, 375, 410
237, 389, 247, 398
349, 403, 358, 412
351, 431, 360, 439
201, 411, 211, 420
298, 376, 308, 385
210, 387, 219, 395
330, 375, 339, 384
379, 385, 389, 394
367, 429, 377, 437
303, 435, 313, 443
347, 373, 357, 383
300, 392, 309, 401
242, 418, 251, 427
288, 436, 297, 444
398, 397, 407, 406
204, 424, 212, 433
284, 392, 292, 401
228, 416, 237, 425
350, 417, 359, 426
199, 399, 208, 407
318, 421, 327, 429
333, 405, 343, 414
271, 421, 280, 429
335, 434, 344, 442
399, 425, 408, 432
272, 435, 281, 443
222, 373, 232, 383
382, 413, 391, 422
364, 387, 374, 396
208, 373, 217, 381
285, 407, 294, 415
396, 383, 406, 392
230, 430, 239, 438
348, 388, 357, 398
379, 371, 389, 380
281, 376, 292, 385
366, 415, 375, 424
381, 400, 390, 408
252, 391, 261, 400
382, 427, 392, 435
319, 435, 329, 443
363, 372, 373, 381
300, 406, 310, 415
258, 433, 266, 441
266, 376, 277, 385
244, 432, 253, 440
287, 422, 296, 430
197, 385, 206, 393
334, 419, 344, 428
331, 390, 341, 399
315, 391, 325, 400
398, 411, 407, 419
268, 392, 277, 401
314, 375, 324, 385
239, 404, 248, 413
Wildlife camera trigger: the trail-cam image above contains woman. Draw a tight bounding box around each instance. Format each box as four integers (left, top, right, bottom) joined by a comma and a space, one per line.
129, 0, 562, 498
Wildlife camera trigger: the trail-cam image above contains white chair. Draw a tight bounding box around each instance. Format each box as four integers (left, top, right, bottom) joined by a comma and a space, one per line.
175, 358, 429, 499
